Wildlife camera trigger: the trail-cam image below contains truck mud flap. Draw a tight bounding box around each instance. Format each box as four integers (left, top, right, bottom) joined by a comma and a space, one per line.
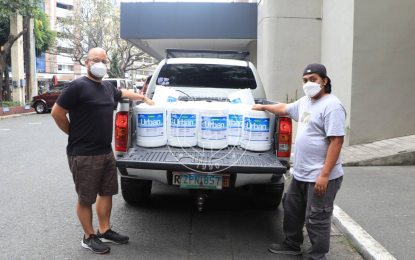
116, 148, 287, 174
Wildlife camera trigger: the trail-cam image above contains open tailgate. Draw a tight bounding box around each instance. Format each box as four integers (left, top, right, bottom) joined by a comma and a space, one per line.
116, 147, 286, 174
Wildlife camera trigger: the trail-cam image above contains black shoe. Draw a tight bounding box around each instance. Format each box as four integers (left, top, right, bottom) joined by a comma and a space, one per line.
268, 241, 302, 255
82, 234, 110, 254
97, 228, 129, 244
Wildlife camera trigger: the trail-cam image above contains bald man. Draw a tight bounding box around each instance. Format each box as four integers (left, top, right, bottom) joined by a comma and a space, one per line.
52, 48, 154, 254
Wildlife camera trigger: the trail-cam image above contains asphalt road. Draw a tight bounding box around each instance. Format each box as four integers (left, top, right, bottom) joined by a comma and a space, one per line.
336, 166, 415, 260
0, 113, 362, 260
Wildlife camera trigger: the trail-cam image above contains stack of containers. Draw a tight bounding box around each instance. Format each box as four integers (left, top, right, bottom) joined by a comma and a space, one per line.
167, 102, 198, 147
197, 102, 229, 149
134, 103, 167, 147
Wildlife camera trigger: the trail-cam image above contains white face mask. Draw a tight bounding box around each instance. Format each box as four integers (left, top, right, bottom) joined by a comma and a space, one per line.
90, 62, 107, 78
303, 81, 323, 98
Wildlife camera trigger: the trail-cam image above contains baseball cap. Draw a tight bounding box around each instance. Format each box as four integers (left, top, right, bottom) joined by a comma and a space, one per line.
303, 63, 330, 80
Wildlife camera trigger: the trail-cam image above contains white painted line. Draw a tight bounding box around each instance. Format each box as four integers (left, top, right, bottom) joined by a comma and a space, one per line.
29, 123, 41, 124
332, 204, 396, 260
0, 129, 10, 131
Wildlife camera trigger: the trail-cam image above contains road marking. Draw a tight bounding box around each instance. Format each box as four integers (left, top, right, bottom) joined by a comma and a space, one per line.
332, 205, 397, 260
29, 123, 41, 125
0, 129, 10, 131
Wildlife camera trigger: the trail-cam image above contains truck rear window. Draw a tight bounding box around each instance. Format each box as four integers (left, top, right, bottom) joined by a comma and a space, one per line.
157, 64, 257, 89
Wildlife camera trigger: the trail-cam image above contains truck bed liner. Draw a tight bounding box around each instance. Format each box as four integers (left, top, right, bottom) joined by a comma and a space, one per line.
116, 145, 286, 174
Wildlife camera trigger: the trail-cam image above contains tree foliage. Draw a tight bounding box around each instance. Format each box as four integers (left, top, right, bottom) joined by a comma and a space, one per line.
34, 9, 56, 57
57, 0, 153, 78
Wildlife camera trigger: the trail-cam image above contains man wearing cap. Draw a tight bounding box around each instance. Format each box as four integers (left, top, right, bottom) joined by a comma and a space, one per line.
252, 63, 346, 260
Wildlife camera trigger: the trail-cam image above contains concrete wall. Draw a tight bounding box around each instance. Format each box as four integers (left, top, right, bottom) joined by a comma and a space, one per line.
248, 40, 257, 68
321, 0, 354, 146
350, 0, 415, 144
257, 0, 322, 103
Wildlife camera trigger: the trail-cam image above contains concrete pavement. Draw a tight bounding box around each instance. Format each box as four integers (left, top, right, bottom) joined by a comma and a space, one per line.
341, 135, 415, 166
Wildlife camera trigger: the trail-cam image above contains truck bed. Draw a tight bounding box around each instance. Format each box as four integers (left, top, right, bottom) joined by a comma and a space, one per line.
116, 139, 286, 174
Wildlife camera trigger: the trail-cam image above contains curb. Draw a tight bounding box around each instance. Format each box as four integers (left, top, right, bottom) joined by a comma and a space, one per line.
332, 205, 396, 260
0, 112, 36, 120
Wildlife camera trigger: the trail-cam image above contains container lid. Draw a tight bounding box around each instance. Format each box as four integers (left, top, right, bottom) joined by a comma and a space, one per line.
229, 103, 251, 113
244, 109, 272, 117
167, 101, 197, 113
135, 103, 166, 112
198, 102, 229, 114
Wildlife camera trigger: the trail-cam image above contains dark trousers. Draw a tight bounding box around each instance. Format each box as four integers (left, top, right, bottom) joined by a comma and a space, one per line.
283, 176, 343, 260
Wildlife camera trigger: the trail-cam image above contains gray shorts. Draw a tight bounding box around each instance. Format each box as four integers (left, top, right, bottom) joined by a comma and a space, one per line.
67, 151, 118, 205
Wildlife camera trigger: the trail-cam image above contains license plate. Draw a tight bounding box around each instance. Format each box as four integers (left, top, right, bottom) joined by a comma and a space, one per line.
173, 173, 223, 190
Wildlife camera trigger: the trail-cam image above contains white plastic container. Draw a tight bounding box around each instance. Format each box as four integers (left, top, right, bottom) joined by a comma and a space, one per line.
228, 89, 255, 105
227, 104, 246, 146
198, 103, 229, 149
135, 104, 167, 147
167, 102, 198, 147
241, 109, 275, 151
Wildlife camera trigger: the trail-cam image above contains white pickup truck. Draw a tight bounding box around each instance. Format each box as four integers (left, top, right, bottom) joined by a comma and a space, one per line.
114, 49, 292, 211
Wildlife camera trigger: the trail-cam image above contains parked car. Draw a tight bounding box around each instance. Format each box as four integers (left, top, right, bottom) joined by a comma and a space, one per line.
125, 80, 134, 92
102, 78, 129, 91
31, 82, 69, 114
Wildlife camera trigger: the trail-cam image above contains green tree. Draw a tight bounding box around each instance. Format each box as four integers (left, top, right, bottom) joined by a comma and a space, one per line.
34, 9, 56, 57
109, 52, 122, 78
0, 0, 43, 106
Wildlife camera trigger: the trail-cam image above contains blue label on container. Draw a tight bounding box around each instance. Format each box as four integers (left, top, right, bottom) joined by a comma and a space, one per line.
167, 96, 178, 102
170, 113, 196, 137
201, 116, 227, 140
243, 117, 270, 141
137, 113, 164, 137
171, 114, 196, 128
230, 98, 242, 104
228, 114, 243, 137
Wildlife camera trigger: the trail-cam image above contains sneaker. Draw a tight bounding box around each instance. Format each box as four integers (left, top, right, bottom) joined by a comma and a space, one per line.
268, 241, 302, 255
82, 234, 110, 254
97, 229, 129, 244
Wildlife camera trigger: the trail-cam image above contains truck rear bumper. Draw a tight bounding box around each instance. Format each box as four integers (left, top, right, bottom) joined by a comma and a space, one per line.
117, 168, 285, 187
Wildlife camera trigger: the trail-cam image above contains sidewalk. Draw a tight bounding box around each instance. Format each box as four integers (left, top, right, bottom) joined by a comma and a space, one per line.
341, 135, 415, 166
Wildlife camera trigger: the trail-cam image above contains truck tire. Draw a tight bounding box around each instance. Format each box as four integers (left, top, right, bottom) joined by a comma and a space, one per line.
121, 177, 152, 205
252, 183, 284, 210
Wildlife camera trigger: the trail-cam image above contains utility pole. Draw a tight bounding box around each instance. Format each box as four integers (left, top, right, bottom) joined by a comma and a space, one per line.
10, 14, 25, 105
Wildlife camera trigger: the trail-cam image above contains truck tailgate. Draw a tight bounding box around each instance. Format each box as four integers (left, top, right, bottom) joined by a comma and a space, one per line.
116, 146, 286, 174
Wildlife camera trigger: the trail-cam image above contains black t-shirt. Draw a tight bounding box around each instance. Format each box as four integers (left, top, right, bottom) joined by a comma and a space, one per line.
56, 76, 122, 156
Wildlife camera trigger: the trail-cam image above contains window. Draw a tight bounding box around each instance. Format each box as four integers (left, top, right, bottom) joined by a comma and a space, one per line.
157, 64, 257, 89
58, 65, 63, 71
120, 80, 126, 89
57, 3, 73, 10
50, 84, 64, 93
106, 80, 117, 88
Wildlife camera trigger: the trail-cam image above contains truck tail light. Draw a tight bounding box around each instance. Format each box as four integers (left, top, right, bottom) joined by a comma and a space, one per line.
118, 87, 122, 90
222, 176, 230, 187
277, 117, 292, 157
115, 111, 128, 152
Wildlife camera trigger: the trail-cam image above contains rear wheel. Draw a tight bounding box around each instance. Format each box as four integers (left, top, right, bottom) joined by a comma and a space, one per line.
252, 183, 284, 210
35, 102, 46, 114
121, 177, 152, 205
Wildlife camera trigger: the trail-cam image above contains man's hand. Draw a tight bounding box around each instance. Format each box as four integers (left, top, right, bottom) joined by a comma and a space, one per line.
315, 174, 329, 195
51, 103, 70, 135
144, 96, 155, 106
252, 104, 265, 111
121, 89, 155, 105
